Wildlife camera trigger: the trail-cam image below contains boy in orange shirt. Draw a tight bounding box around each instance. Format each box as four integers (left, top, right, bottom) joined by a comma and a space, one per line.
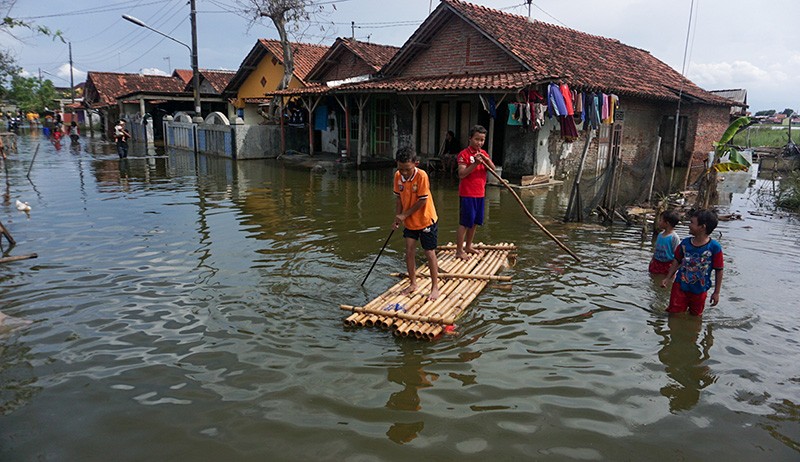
393, 147, 440, 301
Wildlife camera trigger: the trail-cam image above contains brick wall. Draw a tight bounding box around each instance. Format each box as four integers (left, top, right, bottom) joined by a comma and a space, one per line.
402, 17, 524, 77
319, 53, 374, 82
684, 104, 730, 183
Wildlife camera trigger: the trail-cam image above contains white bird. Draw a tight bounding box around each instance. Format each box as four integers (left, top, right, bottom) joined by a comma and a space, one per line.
16, 199, 31, 212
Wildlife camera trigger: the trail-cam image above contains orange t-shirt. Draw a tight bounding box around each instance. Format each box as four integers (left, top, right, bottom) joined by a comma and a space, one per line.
393, 167, 437, 231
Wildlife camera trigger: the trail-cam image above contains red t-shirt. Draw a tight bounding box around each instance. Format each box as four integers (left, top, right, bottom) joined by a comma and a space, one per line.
457, 147, 489, 197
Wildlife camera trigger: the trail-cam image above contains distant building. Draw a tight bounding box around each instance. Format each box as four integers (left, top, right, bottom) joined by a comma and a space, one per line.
709, 89, 748, 118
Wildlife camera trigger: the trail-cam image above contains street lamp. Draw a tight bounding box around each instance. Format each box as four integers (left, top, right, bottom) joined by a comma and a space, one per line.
122, 6, 202, 122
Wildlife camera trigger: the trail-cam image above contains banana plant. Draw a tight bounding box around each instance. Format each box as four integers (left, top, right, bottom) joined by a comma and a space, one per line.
713, 116, 752, 172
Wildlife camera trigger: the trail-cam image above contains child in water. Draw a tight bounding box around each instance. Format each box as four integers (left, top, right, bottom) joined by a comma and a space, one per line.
649, 209, 680, 275
661, 209, 724, 316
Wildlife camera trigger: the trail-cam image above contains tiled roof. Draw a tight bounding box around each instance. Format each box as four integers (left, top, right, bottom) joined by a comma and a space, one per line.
84, 72, 186, 108
340, 38, 399, 72
223, 39, 328, 95
306, 37, 399, 82
267, 70, 554, 96
199, 69, 237, 93
382, 0, 729, 105
172, 69, 193, 84
257, 39, 328, 82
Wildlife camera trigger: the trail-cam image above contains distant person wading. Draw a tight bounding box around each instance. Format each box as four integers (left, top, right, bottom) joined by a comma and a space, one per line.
114, 120, 131, 158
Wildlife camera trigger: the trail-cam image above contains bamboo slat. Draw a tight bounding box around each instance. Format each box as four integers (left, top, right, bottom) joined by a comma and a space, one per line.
342, 243, 514, 340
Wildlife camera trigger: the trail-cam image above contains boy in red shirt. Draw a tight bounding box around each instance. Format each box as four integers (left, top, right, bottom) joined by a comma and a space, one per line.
456, 125, 496, 260
393, 147, 440, 301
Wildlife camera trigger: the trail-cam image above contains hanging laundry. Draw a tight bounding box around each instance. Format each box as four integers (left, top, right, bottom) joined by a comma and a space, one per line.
559, 84, 574, 116
535, 103, 547, 129
507, 103, 522, 126
547, 83, 567, 117
601, 93, 610, 122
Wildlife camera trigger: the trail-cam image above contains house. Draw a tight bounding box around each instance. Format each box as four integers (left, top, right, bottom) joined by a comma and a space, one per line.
83, 71, 187, 136
222, 39, 328, 124
84, 69, 236, 141
270, 0, 733, 183
710, 89, 748, 118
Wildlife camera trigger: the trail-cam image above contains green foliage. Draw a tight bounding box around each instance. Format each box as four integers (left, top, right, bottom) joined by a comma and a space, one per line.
775, 171, 800, 212
782, 108, 796, 116
1, 16, 64, 42
713, 117, 752, 172
755, 110, 776, 117
7, 76, 58, 113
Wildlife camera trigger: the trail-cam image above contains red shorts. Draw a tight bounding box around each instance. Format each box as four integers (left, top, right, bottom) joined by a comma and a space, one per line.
666, 282, 707, 316
648, 258, 672, 274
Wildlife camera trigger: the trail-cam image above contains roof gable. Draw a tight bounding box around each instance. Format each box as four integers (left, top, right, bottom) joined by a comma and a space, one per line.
224, 39, 327, 94
306, 38, 399, 82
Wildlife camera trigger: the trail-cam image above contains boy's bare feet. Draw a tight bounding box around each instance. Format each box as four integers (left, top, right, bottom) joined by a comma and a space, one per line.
455, 251, 471, 260
401, 284, 417, 296
428, 287, 440, 301
465, 247, 481, 256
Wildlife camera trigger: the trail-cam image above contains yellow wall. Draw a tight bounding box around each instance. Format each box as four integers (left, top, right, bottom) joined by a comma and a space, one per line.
236, 50, 304, 103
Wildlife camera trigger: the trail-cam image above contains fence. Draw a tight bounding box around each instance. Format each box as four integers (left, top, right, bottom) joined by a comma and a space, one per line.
162, 112, 280, 159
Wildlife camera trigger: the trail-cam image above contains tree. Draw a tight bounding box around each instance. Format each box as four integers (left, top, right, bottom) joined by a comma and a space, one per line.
782, 108, 796, 116
238, 0, 330, 119
8, 75, 57, 113
755, 109, 776, 117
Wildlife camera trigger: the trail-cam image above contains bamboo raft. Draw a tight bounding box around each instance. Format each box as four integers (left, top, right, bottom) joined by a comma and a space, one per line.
341, 243, 516, 340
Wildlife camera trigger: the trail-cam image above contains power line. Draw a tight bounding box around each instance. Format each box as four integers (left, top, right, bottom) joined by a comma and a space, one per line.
17, 0, 165, 20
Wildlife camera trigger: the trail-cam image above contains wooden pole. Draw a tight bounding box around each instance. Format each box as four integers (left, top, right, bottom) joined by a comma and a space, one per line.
484, 165, 581, 262
565, 129, 594, 222
647, 136, 662, 204
361, 228, 394, 286
0, 253, 37, 264
26, 143, 40, 179
0, 220, 15, 246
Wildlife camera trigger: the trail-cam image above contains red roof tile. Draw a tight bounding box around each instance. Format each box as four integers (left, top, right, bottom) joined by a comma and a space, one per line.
267, 70, 554, 96
339, 38, 399, 72
199, 69, 237, 94
382, 0, 729, 105
83, 72, 187, 108
257, 39, 328, 83
172, 69, 193, 84
306, 37, 399, 82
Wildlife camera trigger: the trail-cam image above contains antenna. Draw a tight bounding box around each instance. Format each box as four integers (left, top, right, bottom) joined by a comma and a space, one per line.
163, 56, 171, 73
527, 0, 533, 20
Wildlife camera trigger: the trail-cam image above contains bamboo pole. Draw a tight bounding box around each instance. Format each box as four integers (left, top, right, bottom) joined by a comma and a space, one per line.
391, 272, 512, 282
484, 165, 580, 262
26, 143, 40, 179
435, 244, 516, 251
0, 253, 37, 264
0, 220, 15, 246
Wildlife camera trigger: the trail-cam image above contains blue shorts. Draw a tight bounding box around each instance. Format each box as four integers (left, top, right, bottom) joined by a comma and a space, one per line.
403, 221, 438, 251
459, 196, 485, 228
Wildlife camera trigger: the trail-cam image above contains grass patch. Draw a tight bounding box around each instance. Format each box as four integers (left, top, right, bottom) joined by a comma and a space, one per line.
776, 171, 800, 212
732, 125, 795, 148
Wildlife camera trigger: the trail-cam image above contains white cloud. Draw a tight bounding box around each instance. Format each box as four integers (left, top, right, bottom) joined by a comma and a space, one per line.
688, 60, 769, 88
140, 68, 169, 76
56, 63, 87, 82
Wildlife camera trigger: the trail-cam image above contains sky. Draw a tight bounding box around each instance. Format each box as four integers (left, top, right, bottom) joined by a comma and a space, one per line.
2, 0, 798, 113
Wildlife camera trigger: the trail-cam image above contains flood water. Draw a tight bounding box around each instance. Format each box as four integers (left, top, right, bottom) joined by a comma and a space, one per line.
1, 132, 799, 461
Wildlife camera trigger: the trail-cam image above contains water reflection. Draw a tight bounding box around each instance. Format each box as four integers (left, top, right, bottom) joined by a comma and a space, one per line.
654, 315, 717, 412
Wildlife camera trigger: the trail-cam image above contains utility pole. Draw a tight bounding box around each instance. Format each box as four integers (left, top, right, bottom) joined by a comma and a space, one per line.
190, 0, 202, 121
527, 0, 533, 20
351, 21, 355, 39
163, 56, 171, 74
69, 42, 75, 103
